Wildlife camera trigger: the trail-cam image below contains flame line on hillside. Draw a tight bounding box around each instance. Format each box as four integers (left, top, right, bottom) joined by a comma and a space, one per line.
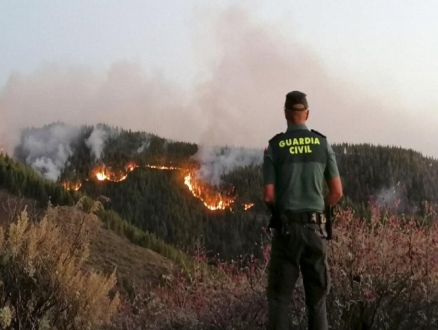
244, 203, 254, 210
62, 182, 82, 191
61, 162, 254, 211
145, 165, 181, 170
183, 172, 235, 211
94, 162, 138, 182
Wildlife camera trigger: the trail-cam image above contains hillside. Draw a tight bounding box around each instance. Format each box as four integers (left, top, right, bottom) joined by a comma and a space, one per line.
333, 142, 438, 211
0, 190, 173, 295
0, 154, 192, 271
77, 206, 173, 293
6, 122, 438, 259
2, 123, 438, 329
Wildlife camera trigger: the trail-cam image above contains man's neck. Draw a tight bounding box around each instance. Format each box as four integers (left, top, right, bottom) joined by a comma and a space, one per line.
287, 121, 308, 130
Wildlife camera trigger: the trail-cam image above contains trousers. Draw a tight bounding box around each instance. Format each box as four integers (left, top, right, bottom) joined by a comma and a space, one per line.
266, 220, 330, 330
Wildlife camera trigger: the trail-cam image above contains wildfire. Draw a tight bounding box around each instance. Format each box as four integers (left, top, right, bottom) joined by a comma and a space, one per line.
95, 168, 128, 182
126, 162, 139, 172
183, 172, 235, 211
95, 171, 128, 182
62, 161, 254, 211
62, 181, 82, 191
244, 203, 254, 210
94, 162, 138, 182
146, 164, 181, 170
147, 164, 237, 210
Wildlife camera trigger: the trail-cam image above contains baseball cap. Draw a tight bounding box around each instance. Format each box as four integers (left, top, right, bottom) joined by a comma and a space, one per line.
285, 91, 308, 110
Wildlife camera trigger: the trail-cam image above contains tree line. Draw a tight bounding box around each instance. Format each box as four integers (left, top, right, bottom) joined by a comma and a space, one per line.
6, 124, 438, 260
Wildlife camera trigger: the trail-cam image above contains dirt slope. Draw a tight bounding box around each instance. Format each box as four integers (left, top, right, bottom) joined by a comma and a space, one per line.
0, 191, 174, 294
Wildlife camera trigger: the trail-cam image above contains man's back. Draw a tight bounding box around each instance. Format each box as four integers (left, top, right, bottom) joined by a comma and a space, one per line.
264, 124, 339, 213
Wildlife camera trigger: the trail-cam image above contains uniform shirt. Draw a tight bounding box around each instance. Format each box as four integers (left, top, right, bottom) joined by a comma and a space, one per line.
263, 123, 339, 213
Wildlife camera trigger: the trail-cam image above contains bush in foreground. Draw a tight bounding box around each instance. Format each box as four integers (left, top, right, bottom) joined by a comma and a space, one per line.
0, 202, 120, 329
327, 204, 438, 329
110, 204, 438, 330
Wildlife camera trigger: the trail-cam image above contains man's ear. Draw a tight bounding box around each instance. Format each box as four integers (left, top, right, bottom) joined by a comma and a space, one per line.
305, 110, 310, 121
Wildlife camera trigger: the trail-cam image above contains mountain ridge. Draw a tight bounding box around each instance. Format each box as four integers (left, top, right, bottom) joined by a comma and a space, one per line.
4, 122, 438, 259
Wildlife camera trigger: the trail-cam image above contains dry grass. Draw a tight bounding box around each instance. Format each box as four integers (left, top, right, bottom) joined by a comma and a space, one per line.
0, 191, 174, 298
0, 190, 42, 226
0, 203, 120, 329
87, 216, 173, 293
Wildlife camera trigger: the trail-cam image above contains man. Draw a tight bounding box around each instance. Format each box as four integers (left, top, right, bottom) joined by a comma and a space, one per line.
263, 91, 343, 330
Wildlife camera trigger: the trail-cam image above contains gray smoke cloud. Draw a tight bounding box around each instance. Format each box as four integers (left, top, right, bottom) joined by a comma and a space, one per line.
375, 182, 408, 213
193, 145, 263, 186
85, 126, 109, 160
14, 122, 81, 181
137, 140, 151, 154
0, 62, 191, 156
1, 6, 437, 162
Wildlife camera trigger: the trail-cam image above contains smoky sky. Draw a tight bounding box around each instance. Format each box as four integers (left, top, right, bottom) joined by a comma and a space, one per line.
0, 7, 437, 158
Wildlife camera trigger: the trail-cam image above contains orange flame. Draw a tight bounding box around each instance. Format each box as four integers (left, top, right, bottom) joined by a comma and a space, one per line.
146, 164, 180, 170
94, 162, 138, 182
147, 164, 237, 210
126, 162, 139, 172
95, 170, 128, 182
244, 203, 254, 210
183, 172, 235, 211
62, 181, 82, 191
64, 161, 254, 211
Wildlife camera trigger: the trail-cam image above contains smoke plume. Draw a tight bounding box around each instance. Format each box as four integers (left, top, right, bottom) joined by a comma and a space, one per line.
374, 182, 409, 213
85, 126, 110, 160
13, 122, 81, 181
137, 140, 151, 154
0, 62, 191, 155
1, 6, 437, 160
193, 145, 263, 186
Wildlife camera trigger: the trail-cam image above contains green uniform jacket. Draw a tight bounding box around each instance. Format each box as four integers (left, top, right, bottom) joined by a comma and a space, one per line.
263, 123, 339, 213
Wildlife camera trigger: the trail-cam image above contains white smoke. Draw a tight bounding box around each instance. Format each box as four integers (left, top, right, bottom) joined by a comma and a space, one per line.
85, 126, 109, 160
32, 157, 64, 181
15, 122, 81, 181
137, 140, 150, 154
194, 145, 263, 186
137, 137, 151, 154
375, 182, 408, 212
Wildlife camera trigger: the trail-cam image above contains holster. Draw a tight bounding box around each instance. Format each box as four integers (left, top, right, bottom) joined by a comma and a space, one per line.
269, 213, 290, 235
268, 214, 281, 231
324, 205, 335, 240
267, 204, 282, 230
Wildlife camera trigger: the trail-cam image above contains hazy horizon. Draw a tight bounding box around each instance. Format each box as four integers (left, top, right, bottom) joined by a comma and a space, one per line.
1, 1, 437, 158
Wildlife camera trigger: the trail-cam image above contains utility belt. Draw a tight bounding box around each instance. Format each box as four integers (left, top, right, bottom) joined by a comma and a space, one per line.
278, 210, 330, 239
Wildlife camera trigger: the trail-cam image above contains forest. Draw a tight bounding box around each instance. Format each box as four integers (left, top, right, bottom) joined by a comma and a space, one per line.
5, 122, 438, 259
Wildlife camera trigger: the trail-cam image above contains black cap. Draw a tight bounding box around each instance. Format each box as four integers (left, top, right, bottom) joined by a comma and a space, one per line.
285, 91, 308, 110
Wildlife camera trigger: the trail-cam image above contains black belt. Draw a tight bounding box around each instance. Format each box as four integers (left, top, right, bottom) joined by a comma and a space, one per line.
280, 210, 328, 238
283, 210, 326, 226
